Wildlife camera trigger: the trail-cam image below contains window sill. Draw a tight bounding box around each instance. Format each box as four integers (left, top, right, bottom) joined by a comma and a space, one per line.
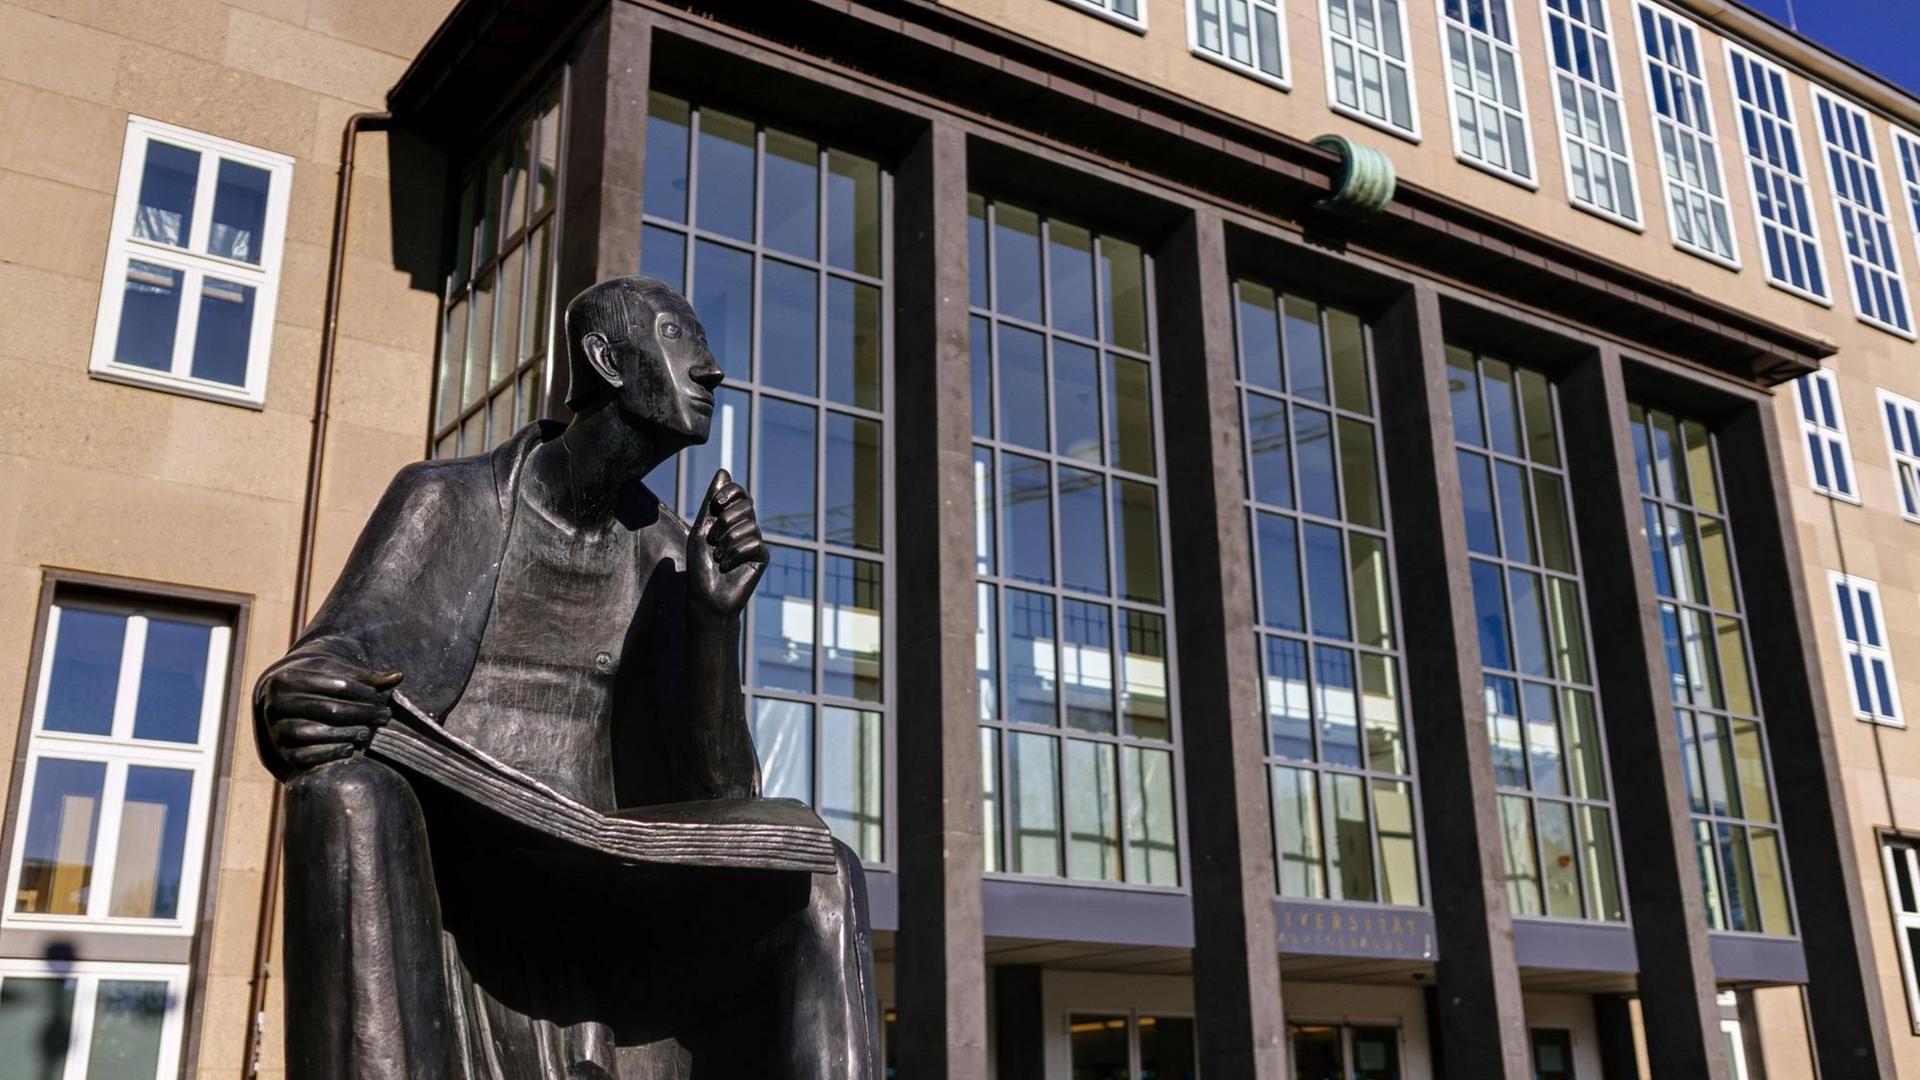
1328, 101, 1421, 145
2, 912, 196, 937
90, 365, 266, 410
1671, 237, 1743, 273
1189, 46, 1291, 93
1454, 152, 1541, 192
1569, 197, 1647, 234
1050, 0, 1147, 34
1857, 713, 1907, 729
1856, 311, 1919, 342
1764, 275, 1836, 309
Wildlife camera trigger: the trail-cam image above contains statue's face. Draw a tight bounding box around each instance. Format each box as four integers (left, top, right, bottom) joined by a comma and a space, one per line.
606, 294, 722, 446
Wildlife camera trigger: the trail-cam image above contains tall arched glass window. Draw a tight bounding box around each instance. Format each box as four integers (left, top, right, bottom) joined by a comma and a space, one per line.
638, 93, 890, 863
969, 195, 1181, 887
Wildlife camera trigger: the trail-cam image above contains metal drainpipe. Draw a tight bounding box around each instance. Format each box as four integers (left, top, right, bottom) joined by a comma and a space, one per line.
241, 108, 393, 1078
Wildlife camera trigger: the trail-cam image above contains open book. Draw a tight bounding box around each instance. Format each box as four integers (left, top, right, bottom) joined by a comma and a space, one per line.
367, 690, 839, 875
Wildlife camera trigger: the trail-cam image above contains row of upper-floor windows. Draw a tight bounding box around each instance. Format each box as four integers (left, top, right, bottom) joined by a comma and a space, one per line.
1054, 0, 1920, 339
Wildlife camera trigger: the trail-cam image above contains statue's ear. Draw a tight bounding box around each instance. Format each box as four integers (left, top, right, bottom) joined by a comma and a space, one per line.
582, 331, 623, 388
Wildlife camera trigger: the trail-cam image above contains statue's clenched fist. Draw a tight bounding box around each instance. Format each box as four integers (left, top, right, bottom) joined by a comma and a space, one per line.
255, 656, 402, 772
688, 468, 767, 619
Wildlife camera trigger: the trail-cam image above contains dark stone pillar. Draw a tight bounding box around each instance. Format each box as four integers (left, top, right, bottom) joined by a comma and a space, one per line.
1371, 284, 1530, 1079
551, 2, 651, 416
1719, 398, 1896, 1078
1556, 346, 1728, 1078
1154, 212, 1287, 1079
992, 965, 1045, 1080
892, 117, 989, 1080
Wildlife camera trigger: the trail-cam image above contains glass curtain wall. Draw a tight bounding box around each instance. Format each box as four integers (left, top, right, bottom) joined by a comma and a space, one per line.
638, 92, 889, 862
1235, 282, 1421, 909
1631, 404, 1793, 935
969, 195, 1180, 887
1448, 347, 1625, 922
433, 80, 565, 458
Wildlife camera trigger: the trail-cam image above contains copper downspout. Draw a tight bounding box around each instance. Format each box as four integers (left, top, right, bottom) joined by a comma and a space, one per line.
241, 109, 393, 1078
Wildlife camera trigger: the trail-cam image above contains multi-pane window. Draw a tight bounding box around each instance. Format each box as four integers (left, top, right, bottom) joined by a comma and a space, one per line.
1894, 129, 1920, 251
1237, 284, 1421, 909
1190, 0, 1290, 87
432, 82, 565, 458
1069, 1013, 1198, 1079
0, 961, 188, 1079
1882, 390, 1920, 522
88, 117, 292, 407
0, 597, 233, 1078
1880, 838, 1920, 1029
1631, 404, 1793, 935
640, 94, 890, 863
1542, 0, 1640, 225
1322, 0, 1419, 135
1439, 0, 1536, 184
1793, 369, 1857, 501
1450, 348, 1625, 922
1812, 89, 1914, 336
1290, 1023, 1402, 1078
1633, 3, 1738, 263
1831, 574, 1902, 725
970, 196, 1181, 888
1726, 46, 1829, 302
1058, 0, 1147, 30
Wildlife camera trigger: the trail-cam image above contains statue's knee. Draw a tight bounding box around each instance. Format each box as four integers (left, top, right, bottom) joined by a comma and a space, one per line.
286, 754, 417, 826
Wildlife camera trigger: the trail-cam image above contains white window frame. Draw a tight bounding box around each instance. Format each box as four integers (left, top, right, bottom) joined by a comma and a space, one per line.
0, 958, 188, 1079
1880, 388, 1920, 523
1436, 0, 1541, 187
1319, 0, 1422, 139
1538, 0, 1643, 228
2, 601, 230, 936
1053, 0, 1149, 33
1882, 837, 1920, 1034
1829, 572, 1903, 725
1893, 128, 1920, 262
1630, 1, 1739, 266
1189, 0, 1292, 89
1810, 87, 1916, 339
1725, 44, 1832, 306
1793, 369, 1859, 503
87, 116, 292, 409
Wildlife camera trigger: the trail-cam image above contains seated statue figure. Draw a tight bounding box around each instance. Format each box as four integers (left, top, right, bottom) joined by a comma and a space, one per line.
252, 276, 879, 1079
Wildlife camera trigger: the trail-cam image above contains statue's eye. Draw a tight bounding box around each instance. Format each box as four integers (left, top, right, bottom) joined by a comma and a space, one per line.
661, 322, 682, 340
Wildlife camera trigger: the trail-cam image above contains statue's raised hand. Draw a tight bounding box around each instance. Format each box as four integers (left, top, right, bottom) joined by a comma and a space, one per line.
688, 468, 768, 619
256, 656, 402, 772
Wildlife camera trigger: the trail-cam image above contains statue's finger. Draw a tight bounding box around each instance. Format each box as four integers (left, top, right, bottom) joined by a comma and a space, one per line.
272, 669, 389, 704
358, 669, 404, 691
712, 518, 759, 549
728, 537, 769, 567
285, 743, 356, 769
274, 718, 375, 747
697, 468, 733, 521
713, 498, 755, 528
271, 694, 391, 726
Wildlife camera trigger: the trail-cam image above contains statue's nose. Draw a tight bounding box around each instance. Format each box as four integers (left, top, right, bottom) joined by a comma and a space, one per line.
691, 359, 724, 390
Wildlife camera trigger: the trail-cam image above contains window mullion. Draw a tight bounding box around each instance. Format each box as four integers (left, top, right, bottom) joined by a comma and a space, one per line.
87, 759, 131, 920
186, 147, 218, 255
112, 615, 149, 742
168, 265, 206, 379
61, 973, 97, 1080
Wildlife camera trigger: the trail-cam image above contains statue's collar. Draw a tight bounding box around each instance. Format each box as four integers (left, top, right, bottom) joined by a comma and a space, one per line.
488, 420, 568, 517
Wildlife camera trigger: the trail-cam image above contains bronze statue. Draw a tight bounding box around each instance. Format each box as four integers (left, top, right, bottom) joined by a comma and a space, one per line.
253, 277, 879, 1078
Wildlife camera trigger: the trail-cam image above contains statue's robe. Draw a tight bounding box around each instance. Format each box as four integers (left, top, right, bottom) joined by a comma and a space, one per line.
257, 422, 876, 1079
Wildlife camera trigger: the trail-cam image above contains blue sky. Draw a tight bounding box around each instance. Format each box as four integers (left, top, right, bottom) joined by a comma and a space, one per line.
1738, 0, 1920, 96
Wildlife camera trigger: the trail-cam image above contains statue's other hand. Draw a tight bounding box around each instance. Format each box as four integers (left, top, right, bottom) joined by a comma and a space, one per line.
259, 659, 402, 772
688, 468, 768, 620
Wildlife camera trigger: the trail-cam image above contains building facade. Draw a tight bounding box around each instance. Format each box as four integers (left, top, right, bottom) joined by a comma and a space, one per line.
4, 0, 1920, 1077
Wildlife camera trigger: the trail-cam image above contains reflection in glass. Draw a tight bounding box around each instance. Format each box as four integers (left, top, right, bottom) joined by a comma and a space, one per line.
1328, 307, 1370, 414
135, 142, 199, 248
993, 204, 1042, 324
1069, 1014, 1129, 1077
0, 977, 76, 1077
1374, 780, 1421, 906
1487, 676, 1525, 788
1316, 646, 1362, 768
753, 547, 814, 693
1283, 295, 1327, 403
1581, 805, 1624, 920
1009, 733, 1061, 875
1272, 766, 1324, 897
977, 584, 998, 721
190, 277, 256, 386
108, 766, 192, 919
1113, 480, 1163, 604
641, 224, 686, 293
116, 261, 182, 372
763, 129, 819, 260
692, 240, 752, 379
1066, 740, 1120, 881
1361, 655, 1404, 773
45, 608, 127, 737
1350, 534, 1393, 650
820, 707, 883, 860
1246, 393, 1293, 508
1006, 590, 1057, 726
1121, 610, 1169, 740
210, 158, 270, 263
759, 399, 817, 540
1109, 356, 1155, 475
695, 109, 755, 241
971, 315, 992, 439
1325, 773, 1375, 901
1237, 282, 1283, 391
826, 150, 881, 276
88, 979, 169, 1079
822, 557, 882, 702
1062, 600, 1114, 734
1338, 418, 1381, 529
1304, 524, 1350, 640
1256, 512, 1303, 633
1002, 454, 1054, 586
760, 260, 818, 394
1539, 800, 1582, 918
1054, 342, 1102, 463
1750, 827, 1792, 933
1500, 795, 1542, 916
999, 325, 1048, 451
1294, 406, 1339, 519
753, 698, 813, 802
1265, 637, 1312, 760
1125, 746, 1179, 885
682, 387, 750, 519
1047, 221, 1096, 338
825, 414, 882, 552
973, 448, 995, 575
1459, 450, 1498, 555
1494, 459, 1535, 562
16, 757, 107, 915
826, 279, 882, 411
1101, 237, 1147, 352
980, 727, 1001, 871
1059, 469, 1109, 596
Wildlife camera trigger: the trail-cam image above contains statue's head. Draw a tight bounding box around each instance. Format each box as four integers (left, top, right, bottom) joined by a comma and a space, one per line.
562, 276, 721, 448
